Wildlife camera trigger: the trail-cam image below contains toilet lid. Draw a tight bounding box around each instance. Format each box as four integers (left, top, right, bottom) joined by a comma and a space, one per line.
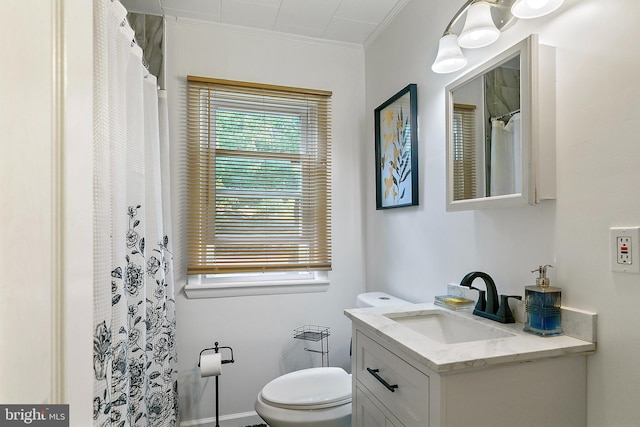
261, 367, 352, 409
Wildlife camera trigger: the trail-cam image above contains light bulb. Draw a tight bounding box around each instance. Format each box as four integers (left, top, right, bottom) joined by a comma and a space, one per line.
458, 1, 500, 49
511, 0, 563, 19
431, 34, 468, 74
470, 30, 492, 41
526, 0, 549, 9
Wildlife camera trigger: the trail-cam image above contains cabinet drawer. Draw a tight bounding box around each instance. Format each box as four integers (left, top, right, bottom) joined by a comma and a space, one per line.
354, 385, 402, 427
355, 330, 429, 427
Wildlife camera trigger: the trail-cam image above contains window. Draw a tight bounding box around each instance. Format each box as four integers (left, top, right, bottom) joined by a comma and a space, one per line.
452, 103, 477, 200
186, 76, 332, 292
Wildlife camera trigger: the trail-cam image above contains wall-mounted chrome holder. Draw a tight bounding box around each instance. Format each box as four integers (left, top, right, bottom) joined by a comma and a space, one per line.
198, 342, 235, 427
294, 325, 330, 367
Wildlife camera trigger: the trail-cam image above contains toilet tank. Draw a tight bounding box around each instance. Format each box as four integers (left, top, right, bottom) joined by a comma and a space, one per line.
356, 292, 412, 308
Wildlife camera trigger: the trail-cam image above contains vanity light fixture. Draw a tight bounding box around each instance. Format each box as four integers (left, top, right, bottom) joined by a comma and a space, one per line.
431, 34, 468, 74
511, 0, 564, 19
431, 0, 564, 74
458, 1, 500, 49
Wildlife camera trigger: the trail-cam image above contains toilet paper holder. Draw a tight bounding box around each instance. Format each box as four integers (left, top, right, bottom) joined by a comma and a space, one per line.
198, 342, 235, 367
198, 342, 234, 427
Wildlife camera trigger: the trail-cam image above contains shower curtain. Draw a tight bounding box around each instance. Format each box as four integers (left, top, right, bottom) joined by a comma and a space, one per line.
93, 1, 178, 426
489, 113, 521, 196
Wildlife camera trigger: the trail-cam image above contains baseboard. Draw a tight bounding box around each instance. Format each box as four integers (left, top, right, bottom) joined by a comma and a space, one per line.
180, 411, 264, 427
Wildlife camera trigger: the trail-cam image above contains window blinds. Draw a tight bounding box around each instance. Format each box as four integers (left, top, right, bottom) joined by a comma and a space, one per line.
186, 76, 332, 274
452, 103, 477, 201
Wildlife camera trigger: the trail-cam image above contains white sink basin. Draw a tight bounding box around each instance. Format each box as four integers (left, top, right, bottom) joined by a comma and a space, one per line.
385, 310, 515, 344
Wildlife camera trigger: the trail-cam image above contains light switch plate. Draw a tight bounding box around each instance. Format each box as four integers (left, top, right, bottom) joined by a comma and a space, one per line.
610, 227, 640, 273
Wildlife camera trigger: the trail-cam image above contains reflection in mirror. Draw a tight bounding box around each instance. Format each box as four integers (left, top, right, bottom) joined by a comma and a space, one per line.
486, 56, 520, 197
451, 52, 521, 201
452, 103, 477, 200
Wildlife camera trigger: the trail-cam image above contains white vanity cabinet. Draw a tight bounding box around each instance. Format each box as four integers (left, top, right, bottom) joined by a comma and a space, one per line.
354, 330, 430, 426
354, 387, 401, 427
352, 326, 588, 427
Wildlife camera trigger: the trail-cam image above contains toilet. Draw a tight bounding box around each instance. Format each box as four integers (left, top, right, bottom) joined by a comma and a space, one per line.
254, 292, 411, 427
255, 367, 352, 427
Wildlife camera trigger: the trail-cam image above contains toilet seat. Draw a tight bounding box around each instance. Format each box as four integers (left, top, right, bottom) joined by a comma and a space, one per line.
261, 367, 352, 410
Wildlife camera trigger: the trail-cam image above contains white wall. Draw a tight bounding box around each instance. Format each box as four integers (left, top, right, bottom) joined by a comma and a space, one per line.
0, 0, 54, 403
364, 0, 640, 425
1, 1, 94, 424
164, 19, 367, 422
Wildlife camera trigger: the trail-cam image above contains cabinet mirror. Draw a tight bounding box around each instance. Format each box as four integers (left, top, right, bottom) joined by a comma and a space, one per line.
446, 35, 553, 211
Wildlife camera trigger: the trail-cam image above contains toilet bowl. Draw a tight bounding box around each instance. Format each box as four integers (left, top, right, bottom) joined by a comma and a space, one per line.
254, 292, 411, 426
254, 367, 352, 427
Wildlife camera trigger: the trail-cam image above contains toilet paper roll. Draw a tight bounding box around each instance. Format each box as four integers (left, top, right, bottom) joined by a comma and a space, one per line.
200, 353, 222, 377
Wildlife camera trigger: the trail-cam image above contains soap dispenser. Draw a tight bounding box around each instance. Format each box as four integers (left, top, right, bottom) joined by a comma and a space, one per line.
524, 265, 562, 336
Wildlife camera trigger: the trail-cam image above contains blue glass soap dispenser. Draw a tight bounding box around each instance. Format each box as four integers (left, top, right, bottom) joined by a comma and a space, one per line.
524, 265, 563, 337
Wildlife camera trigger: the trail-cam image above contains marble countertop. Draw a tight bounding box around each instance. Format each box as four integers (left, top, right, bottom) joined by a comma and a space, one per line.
345, 303, 596, 374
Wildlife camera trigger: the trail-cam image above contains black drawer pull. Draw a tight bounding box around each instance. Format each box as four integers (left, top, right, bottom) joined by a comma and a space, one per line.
366, 367, 398, 392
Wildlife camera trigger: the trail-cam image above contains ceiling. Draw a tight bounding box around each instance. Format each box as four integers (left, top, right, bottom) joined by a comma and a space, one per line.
120, 0, 409, 45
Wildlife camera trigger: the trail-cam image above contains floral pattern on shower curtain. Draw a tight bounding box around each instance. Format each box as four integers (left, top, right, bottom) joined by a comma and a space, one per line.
93, 1, 178, 426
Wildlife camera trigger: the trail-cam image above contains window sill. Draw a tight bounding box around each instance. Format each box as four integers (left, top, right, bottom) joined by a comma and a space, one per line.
184, 278, 330, 299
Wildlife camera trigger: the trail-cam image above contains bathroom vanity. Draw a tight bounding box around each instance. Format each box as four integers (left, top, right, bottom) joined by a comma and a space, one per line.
345, 304, 595, 427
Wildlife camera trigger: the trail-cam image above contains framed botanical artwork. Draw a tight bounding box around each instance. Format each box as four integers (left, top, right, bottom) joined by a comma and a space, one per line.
374, 83, 418, 209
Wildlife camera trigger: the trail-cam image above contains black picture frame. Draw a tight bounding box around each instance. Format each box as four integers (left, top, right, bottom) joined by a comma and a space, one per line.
374, 83, 419, 209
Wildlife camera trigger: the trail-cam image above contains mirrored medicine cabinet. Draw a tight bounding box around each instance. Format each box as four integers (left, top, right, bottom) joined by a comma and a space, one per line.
445, 34, 556, 211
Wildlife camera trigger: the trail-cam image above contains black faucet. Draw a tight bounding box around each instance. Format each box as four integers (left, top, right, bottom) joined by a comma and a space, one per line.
459, 271, 522, 324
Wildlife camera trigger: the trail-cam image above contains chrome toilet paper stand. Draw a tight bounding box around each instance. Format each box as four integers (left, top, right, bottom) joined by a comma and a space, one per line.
198, 342, 235, 427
